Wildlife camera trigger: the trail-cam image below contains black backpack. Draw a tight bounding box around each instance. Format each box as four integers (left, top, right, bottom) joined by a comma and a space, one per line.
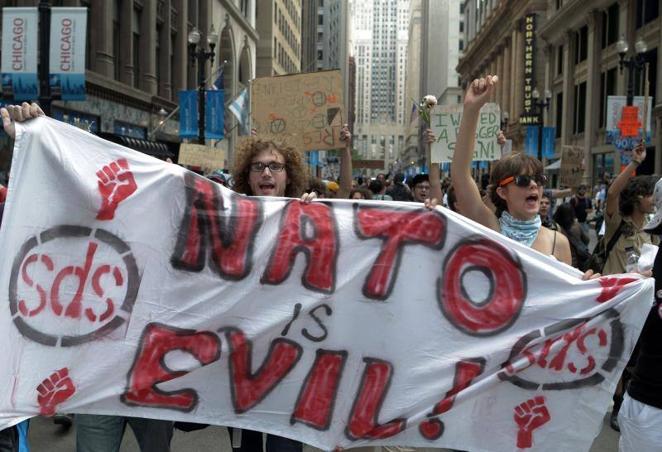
586, 220, 624, 273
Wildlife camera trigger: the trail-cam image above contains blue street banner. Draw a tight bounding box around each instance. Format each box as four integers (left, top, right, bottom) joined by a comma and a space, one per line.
205, 90, 224, 140
179, 90, 198, 139
525, 126, 539, 157
1, 8, 39, 101
49, 8, 87, 101
309, 150, 319, 167
542, 126, 556, 159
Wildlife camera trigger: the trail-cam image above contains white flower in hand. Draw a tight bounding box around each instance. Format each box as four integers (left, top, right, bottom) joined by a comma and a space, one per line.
423, 95, 437, 108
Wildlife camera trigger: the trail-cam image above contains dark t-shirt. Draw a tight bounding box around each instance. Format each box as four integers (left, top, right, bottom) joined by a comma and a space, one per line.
571, 196, 592, 223
627, 246, 662, 409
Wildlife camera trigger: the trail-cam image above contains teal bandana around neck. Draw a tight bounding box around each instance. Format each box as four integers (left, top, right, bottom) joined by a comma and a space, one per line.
499, 211, 542, 247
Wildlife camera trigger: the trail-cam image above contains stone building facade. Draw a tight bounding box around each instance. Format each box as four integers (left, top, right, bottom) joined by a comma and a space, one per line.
458, 0, 661, 187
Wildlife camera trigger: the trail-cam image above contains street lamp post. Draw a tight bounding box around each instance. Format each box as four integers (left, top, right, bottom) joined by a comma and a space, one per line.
531, 88, 552, 162
38, 0, 52, 115
616, 37, 648, 106
188, 25, 218, 144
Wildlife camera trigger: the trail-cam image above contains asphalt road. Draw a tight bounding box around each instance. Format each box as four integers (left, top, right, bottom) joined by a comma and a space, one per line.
27, 412, 619, 452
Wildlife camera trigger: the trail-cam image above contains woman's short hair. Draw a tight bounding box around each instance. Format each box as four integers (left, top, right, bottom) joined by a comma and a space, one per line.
232, 138, 307, 197
350, 188, 373, 200
489, 153, 544, 217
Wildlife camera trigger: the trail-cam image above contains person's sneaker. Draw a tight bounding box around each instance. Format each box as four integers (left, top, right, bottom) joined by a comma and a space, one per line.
610, 411, 620, 432
53, 414, 73, 429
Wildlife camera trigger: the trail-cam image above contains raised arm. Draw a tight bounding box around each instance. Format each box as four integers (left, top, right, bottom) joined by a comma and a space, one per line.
338, 124, 352, 199
606, 142, 645, 217
450, 76, 499, 230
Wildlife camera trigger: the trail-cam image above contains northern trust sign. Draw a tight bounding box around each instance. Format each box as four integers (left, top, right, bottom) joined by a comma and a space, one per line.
519, 14, 539, 126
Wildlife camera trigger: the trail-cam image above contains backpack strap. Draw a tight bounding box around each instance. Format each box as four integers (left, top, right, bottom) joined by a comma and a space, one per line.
603, 219, 625, 259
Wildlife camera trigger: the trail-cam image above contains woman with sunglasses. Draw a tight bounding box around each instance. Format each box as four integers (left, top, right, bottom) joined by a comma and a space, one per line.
451, 76, 574, 265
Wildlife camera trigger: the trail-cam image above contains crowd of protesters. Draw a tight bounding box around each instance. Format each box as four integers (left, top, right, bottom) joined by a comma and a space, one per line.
0, 70, 660, 452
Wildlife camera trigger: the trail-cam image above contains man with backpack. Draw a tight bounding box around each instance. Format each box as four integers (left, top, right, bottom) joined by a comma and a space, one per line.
570, 184, 593, 235
595, 143, 658, 431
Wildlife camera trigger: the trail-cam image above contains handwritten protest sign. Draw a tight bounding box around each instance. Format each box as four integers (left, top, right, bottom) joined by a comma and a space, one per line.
177, 143, 226, 170
251, 70, 344, 152
559, 145, 585, 188
0, 118, 653, 452
430, 103, 500, 163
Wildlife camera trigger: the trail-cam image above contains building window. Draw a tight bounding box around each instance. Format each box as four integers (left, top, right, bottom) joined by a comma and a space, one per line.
636, 0, 659, 29
573, 81, 587, 134
556, 45, 563, 75
459, 40, 464, 51
460, 21, 464, 32
555, 91, 563, 138
574, 26, 588, 64
556, 0, 563, 9
113, 0, 121, 80
599, 67, 617, 128
240, 0, 249, 17
601, 3, 619, 49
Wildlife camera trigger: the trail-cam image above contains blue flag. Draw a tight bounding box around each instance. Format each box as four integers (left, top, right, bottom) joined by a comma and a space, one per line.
205, 90, 224, 140
542, 126, 556, 159
179, 91, 198, 139
525, 126, 539, 157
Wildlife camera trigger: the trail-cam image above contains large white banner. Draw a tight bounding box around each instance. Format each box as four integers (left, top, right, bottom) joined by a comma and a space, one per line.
49, 7, 87, 101
1, 7, 39, 101
0, 118, 654, 452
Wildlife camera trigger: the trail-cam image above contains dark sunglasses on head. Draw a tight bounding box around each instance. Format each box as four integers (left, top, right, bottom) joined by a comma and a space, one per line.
498, 174, 547, 188
249, 161, 286, 172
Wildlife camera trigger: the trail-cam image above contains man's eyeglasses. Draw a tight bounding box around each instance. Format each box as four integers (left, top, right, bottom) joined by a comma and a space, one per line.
498, 174, 547, 188
250, 161, 286, 173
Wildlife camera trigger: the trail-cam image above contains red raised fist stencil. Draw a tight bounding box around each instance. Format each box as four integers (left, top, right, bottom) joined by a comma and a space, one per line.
96, 158, 137, 220
513, 396, 550, 448
36, 368, 76, 416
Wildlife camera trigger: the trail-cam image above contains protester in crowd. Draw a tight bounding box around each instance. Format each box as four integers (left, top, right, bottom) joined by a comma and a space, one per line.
368, 179, 393, 200
570, 184, 593, 235
349, 188, 372, 200
229, 128, 355, 452
206, 169, 228, 187
619, 178, 662, 450
0, 184, 6, 203
601, 143, 658, 431
553, 203, 590, 271
539, 193, 558, 230
386, 173, 413, 201
408, 174, 433, 204
306, 177, 329, 198
446, 185, 459, 212
450, 76, 575, 266
602, 146, 657, 275
326, 180, 340, 198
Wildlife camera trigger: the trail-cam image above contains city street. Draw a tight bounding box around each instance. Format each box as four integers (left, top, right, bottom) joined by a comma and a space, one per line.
28, 412, 619, 451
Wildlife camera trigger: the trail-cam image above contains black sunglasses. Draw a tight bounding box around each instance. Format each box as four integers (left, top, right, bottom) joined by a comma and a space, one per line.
498, 174, 547, 187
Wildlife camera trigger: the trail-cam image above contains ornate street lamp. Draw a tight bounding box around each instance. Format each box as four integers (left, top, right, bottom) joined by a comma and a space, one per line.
188, 25, 218, 144
616, 36, 648, 106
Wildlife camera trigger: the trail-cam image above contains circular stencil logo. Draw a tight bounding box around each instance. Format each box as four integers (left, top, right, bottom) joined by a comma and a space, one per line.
9, 225, 139, 346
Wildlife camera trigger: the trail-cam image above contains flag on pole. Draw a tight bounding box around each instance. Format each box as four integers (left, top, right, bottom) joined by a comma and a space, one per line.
229, 88, 250, 135
409, 101, 418, 125
211, 69, 224, 91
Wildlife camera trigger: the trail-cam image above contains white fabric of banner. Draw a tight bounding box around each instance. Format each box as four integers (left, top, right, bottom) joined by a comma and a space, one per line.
0, 118, 654, 452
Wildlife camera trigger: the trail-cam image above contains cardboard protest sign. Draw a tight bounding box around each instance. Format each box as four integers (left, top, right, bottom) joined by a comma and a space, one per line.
177, 143, 226, 170
251, 70, 344, 152
559, 145, 585, 188
0, 118, 654, 452
430, 103, 500, 163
